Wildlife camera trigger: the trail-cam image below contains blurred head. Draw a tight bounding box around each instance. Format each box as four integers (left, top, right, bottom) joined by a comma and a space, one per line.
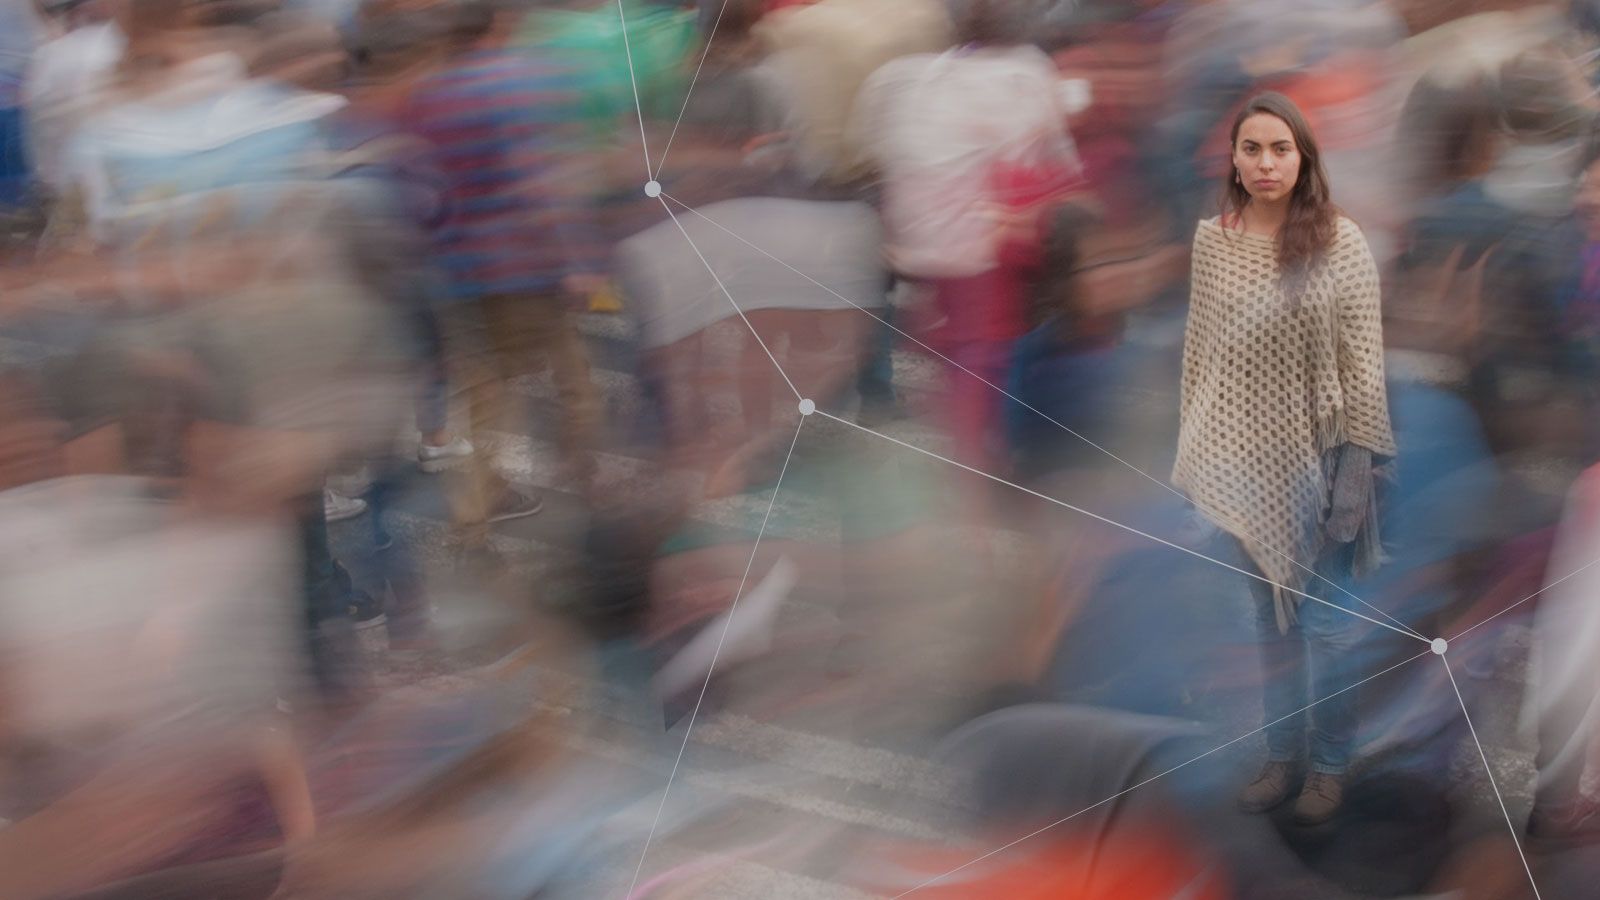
116, 0, 192, 44
699, 0, 765, 63
1223, 92, 1338, 294
34, 0, 112, 29
115, 0, 267, 65
446, 0, 494, 46
350, 5, 453, 76
948, 0, 1042, 47
1577, 0, 1600, 36
1498, 46, 1598, 143
1390, 0, 1518, 35
1399, 72, 1502, 196
191, 0, 278, 27
251, 14, 350, 90
445, 0, 538, 45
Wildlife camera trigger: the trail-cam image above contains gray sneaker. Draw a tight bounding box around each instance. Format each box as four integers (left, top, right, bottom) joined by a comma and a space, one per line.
1238, 760, 1297, 813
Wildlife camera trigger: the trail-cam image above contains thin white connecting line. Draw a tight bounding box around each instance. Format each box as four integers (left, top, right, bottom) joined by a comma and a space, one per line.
888, 647, 1435, 897
614, 0, 654, 175
621, 416, 808, 900
658, 192, 1428, 642
651, 0, 733, 180
1449, 553, 1600, 643
657, 197, 802, 399
812, 408, 1430, 645
1441, 656, 1543, 900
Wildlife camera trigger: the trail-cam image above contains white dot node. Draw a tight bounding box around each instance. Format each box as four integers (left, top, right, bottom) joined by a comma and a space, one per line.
798, 398, 816, 416
1431, 638, 1448, 656
644, 180, 662, 198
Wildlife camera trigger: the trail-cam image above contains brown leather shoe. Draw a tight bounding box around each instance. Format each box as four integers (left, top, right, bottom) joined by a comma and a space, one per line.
1238, 760, 1297, 813
1293, 771, 1345, 825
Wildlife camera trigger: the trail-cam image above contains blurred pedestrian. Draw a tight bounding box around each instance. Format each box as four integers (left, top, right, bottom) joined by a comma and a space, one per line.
22, 0, 122, 208
852, 0, 1082, 477
403, 0, 605, 526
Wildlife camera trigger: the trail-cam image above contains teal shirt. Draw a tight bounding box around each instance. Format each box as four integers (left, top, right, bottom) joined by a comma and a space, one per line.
516, 2, 699, 142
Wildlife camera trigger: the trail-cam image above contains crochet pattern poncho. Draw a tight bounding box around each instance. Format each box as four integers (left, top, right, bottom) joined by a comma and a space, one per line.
1174, 216, 1396, 627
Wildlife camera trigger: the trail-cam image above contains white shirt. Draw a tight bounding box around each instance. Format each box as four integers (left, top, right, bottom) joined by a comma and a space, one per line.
852, 45, 1083, 279
22, 21, 124, 190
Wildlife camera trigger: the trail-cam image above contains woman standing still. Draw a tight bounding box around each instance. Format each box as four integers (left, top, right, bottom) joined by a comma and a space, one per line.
1173, 93, 1396, 825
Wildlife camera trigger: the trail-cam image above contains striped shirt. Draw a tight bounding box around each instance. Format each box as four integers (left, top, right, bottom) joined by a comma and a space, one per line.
406, 49, 601, 299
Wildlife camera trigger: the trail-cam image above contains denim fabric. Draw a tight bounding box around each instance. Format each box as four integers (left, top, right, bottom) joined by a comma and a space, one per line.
1240, 539, 1360, 774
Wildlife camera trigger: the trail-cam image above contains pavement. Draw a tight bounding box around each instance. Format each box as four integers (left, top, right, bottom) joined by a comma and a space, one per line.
0, 301, 1571, 897
319, 307, 1564, 897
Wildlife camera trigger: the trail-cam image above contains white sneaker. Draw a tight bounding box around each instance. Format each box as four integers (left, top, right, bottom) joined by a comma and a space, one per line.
418, 436, 475, 473
324, 489, 368, 523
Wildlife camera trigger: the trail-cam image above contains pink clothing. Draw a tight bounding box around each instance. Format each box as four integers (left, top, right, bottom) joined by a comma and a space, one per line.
928, 268, 1028, 473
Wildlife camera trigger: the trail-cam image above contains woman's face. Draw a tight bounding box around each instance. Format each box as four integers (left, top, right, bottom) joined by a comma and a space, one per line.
1232, 113, 1301, 205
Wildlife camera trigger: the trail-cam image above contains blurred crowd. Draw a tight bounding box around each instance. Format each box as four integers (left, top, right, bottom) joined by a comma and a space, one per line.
4, 0, 1600, 897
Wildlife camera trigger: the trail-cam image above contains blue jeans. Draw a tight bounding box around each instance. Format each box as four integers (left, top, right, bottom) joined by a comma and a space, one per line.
361, 457, 430, 642
1240, 539, 1360, 774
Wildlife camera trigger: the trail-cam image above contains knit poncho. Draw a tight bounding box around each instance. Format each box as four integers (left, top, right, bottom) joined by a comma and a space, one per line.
1174, 216, 1396, 626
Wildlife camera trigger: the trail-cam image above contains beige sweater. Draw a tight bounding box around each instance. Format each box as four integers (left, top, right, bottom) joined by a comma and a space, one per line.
1174, 216, 1396, 623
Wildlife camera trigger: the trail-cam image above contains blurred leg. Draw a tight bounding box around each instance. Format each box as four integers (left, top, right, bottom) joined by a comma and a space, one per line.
739, 310, 782, 439
856, 292, 899, 421
931, 270, 1024, 476
519, 296, 601, 475
297, 492, 366, 702
438, 303, 509, 533
363, 458, 430, 645
477, 294, 541, 433
411, 303, 451, 443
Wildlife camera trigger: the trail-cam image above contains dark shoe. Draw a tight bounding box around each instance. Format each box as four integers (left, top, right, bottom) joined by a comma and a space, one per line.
486, 490, 544, 523
1239, 760, 1297, 813
1293, 771, 1345, 825
309, 617, 371, 708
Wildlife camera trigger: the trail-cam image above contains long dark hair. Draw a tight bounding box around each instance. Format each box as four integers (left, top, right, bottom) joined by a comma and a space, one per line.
1221, 92, 1338, 306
